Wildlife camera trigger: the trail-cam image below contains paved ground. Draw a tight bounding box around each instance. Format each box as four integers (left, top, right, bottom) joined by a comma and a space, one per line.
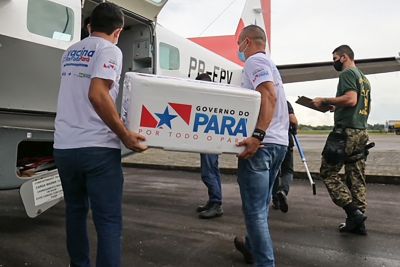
123, 134, 400, 183
1, 168, 400, 267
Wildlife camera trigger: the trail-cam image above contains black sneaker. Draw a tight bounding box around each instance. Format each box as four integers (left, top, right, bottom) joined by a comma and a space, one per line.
196, 201, 211, 213
277, 191, 288, 213
271, 197, 279, 210
198, 203, 223, 219
233, 236, 254, 264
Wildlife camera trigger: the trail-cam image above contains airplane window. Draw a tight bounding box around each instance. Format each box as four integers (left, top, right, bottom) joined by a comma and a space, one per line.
159, 42, 180, 70
27, 0, 74, 41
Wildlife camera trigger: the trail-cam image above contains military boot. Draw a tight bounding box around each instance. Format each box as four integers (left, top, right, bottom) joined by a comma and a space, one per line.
339, 221, 367, 235
339, 209, 367, 232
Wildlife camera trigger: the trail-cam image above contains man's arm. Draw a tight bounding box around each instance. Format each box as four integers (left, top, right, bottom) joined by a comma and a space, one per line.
289, 113, 299, 134
289, 113, 298, 127
88, 78, 147, 152
238, 81, 276, 159
313, 91, 357, 109
255, 81, 276, 131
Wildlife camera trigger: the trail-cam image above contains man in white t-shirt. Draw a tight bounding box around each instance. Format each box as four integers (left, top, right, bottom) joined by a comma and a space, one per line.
233, 25, 289, 267
53, 3, 147, 267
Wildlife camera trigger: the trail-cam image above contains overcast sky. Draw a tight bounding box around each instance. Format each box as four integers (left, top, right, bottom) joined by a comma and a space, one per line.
158, 0, 400, 125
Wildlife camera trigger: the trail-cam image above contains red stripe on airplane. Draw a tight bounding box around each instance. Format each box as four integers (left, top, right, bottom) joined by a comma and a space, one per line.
188, 0, 272, 65
261, 0, 271, 48
189, 20, 245, 66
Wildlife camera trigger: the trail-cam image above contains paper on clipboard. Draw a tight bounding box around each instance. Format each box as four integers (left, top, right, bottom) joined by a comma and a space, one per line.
295, 96, 331, 113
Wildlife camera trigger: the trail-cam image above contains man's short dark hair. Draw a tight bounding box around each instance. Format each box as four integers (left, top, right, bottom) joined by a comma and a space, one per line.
333, 45, 354, 60
241, 25, 266, 44
90, 3, 124, 35
195, 73, 212, 81
81, 17, 91, 39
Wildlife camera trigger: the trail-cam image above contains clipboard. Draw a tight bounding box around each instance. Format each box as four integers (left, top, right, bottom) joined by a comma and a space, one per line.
295, 96, 331, 113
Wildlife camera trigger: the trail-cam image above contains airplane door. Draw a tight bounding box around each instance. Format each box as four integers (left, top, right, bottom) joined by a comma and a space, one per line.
107, 0, 168, 22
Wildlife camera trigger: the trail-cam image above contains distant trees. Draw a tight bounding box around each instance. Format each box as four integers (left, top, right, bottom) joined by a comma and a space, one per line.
367, 123, 385, 131
298, 124, 385, 131
298, 125, 332, 131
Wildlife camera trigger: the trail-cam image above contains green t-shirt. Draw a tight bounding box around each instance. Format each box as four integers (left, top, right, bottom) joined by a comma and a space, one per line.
334, 67, 371, 129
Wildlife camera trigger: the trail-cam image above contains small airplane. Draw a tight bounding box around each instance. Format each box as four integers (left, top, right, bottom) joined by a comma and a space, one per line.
0, 0, 399, 217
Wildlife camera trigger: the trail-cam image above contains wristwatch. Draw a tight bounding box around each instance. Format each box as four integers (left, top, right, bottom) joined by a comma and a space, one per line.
252, 128, 265, 141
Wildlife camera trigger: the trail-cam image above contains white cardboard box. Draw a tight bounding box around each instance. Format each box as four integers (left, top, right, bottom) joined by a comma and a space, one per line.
122, 73, 261, 154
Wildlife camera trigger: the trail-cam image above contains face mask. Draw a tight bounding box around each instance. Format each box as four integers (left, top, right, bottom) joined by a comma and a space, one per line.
333, 58, 343, 72
238, 51, 246, 62
237, 39, 248, 62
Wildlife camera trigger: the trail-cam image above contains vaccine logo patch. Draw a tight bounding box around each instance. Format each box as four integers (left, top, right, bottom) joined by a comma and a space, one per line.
63, 47, 96, 67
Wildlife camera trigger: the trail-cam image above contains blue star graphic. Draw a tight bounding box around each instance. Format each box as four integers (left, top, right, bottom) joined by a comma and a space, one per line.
155, 107, 177, 129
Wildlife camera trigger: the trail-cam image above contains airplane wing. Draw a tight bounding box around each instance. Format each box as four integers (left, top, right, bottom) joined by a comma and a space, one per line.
278, 56, 400, 83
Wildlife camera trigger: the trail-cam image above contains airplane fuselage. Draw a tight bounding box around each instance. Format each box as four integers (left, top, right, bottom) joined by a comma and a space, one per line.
0, 0, 242, 192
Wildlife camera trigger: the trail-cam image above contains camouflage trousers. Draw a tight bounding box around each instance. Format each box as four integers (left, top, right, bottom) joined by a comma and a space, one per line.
320, 128, 369, 212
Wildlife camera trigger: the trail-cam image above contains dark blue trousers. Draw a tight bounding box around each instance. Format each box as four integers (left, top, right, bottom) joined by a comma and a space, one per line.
200, 154, 222, 204
54, 147, 123, 267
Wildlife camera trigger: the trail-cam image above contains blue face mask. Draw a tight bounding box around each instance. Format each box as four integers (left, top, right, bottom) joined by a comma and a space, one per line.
237, 38, 248, 62
238, 51, 246, 62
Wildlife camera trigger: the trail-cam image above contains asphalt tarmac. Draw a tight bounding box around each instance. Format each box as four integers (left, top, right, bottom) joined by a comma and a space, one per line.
123, 134, 400, 182
1, 168, 399, 267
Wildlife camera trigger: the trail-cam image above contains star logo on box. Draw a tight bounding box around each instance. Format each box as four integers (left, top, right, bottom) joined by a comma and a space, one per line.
139, 102, 248, 137
140, 103, 192, 129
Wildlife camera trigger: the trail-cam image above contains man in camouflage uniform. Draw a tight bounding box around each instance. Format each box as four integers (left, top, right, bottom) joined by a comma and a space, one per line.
313, 45, 371, 235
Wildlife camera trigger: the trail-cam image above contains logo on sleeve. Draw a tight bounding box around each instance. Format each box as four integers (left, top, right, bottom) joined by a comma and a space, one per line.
103, 63, 116, 70
252, 68, 269, 83
103, 59, 118, 70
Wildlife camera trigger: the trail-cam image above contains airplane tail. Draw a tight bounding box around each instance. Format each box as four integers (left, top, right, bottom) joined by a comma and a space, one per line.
241, 0, 271, 49
189, 0, 271, 66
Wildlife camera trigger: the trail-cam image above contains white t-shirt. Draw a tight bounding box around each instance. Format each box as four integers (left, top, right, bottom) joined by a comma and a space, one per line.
54, 36, 123, 149
241, 52, 289, 146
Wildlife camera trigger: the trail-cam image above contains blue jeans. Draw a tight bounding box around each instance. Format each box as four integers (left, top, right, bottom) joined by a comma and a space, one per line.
272, 147, 294, 197
54, 147, 124, 267
200, 154, 222, 204
237, 144, 287, 267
